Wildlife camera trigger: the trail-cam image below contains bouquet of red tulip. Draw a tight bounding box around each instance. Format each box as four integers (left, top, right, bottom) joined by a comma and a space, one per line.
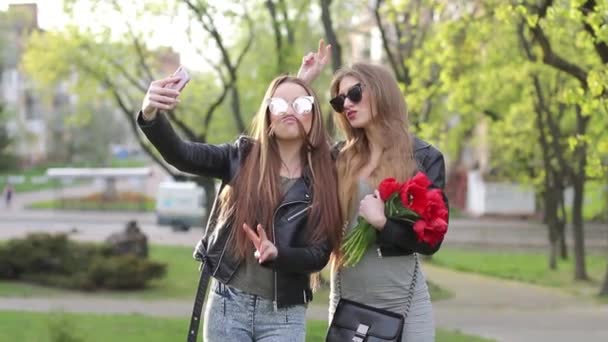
340, 172, 448, 267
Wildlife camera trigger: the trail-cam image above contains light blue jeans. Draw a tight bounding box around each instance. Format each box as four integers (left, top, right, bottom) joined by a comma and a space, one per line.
203, 280, 307, 342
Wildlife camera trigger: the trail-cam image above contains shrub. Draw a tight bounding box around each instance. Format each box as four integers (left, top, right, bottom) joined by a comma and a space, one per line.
3, 233, 96, 276
0, 246, 17, 278
87, 255, 166, 290
0, 233, 166, 291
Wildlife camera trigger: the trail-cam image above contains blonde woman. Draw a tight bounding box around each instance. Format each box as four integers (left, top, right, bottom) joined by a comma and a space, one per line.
299, 44, 448, 342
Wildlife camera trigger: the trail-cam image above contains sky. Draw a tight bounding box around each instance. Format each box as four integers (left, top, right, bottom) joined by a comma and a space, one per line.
1, 0, 216, 71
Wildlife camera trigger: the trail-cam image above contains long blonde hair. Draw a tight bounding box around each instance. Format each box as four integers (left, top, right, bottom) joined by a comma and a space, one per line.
330, 63, 418, 220
220, 75, 343, 261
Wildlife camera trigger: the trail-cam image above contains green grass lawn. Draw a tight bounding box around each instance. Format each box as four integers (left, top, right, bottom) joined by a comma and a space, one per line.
27, 198, 155, 212
109, 157, 148, 168
430, 248, 607, 297
0, 245, 452, 302
0, 245, 197, 299
0, 310, 494, 342
3, 244, 604, 301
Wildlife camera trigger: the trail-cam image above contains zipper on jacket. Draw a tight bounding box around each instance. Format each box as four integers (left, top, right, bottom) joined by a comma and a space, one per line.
271, 199, 309, 311
272, 214, 278, 312
286, 205, 312, 222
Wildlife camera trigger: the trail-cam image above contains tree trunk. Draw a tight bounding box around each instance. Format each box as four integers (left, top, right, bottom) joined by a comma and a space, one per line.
600, 164, 608, 297
600, 263, 608, 297
558, 221, 568, 260
194, 176, 216, 230
530, 71, 562, 270
549, 237, 558, 270
265, 0, 285, 74
320, 0, 343, 74
571, 106, 589, 281
230, 87, 246, 133
545, 187, 560, 270
571, 176, 588, 280
319, 0, 342, 138
545, 193, 559, 270
557, 187, 568, 259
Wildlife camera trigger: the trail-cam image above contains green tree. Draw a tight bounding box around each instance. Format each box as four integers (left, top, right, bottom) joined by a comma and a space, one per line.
0, 12, 17, 172
0, 104, 18, 172
451, 0, 606, 280
377, 0, 607, 281
21, 0, 333, 221
515, 0, 608, 280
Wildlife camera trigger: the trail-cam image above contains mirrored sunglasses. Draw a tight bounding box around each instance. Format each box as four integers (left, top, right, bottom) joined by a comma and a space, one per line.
267, 96, 314, 116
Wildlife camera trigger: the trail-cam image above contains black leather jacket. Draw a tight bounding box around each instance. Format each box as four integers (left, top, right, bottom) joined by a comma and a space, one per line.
332, 137, 448, 257
138, 112, 331, 309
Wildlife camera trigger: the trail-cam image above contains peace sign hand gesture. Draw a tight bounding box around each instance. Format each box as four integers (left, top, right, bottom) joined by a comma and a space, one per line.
242, 223, 278, 263
297, 39, 332, 85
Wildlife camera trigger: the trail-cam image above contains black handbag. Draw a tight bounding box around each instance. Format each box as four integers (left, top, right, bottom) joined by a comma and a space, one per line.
326, 253, 419, 342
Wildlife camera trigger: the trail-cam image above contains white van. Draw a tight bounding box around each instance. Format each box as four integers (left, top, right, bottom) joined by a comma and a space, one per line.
155, 181, 206, 231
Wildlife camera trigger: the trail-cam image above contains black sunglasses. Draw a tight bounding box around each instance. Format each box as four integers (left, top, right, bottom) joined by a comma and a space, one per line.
329, 83, 363, 113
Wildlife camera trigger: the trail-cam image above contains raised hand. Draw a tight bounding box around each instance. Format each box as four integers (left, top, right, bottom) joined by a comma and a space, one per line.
242, 223, 278, 263
297, 39, 332, 85
141, 76, 182, 120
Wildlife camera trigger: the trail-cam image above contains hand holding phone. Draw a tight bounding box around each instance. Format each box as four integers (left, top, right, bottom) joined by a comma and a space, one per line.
168, 65, 190, 91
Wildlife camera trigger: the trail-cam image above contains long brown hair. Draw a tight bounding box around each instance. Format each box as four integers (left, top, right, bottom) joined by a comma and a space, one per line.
330, 63, 418, 221
219, 75, 343, 261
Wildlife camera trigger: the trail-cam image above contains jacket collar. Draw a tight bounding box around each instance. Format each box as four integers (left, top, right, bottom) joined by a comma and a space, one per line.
413, 136, 430, 151
281, 176, 311, 204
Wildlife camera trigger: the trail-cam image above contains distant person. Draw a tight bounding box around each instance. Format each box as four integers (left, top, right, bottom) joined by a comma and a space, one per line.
3, 183, 14, 208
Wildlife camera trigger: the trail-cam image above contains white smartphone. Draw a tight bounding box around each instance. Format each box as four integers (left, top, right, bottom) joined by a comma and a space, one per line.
169, 65, 190, 91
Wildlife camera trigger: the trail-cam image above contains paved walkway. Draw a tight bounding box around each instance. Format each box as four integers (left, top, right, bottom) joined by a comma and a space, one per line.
426, 265, 608, 342
0, 296, 190, 318
1, 264, 607, 341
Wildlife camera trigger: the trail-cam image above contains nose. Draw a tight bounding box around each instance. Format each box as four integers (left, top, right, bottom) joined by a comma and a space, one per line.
343, 97, 355, 110
286, 103, 297, 115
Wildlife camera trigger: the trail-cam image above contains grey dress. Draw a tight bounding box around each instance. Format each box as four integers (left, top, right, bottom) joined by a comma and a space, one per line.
328, 180, 435, 342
